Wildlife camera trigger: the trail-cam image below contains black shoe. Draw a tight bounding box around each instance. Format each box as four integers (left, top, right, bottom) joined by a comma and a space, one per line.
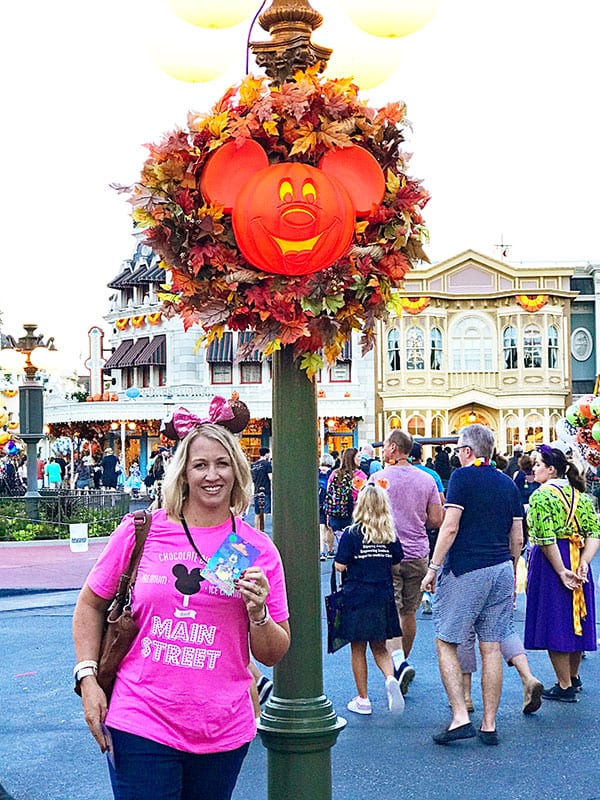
541, 683, 577, 703
571, 675, 583, 693
478, 729, 499, 746
396, 662, 416, 696
433, 722, 476, 745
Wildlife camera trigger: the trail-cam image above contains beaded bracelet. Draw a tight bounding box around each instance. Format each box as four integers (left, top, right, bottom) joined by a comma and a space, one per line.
250, 605, 270, 626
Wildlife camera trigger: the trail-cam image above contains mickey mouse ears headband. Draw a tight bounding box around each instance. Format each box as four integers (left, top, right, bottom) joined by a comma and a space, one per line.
161, 394, 251, 440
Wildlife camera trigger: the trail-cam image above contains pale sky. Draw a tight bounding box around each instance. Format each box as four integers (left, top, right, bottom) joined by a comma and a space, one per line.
2, 0, 599, 371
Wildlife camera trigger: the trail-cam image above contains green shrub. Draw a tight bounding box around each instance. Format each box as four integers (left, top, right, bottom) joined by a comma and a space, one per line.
0, 493, 130, 541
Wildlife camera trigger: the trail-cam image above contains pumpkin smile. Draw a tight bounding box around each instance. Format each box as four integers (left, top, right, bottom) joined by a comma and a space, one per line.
271, 232, 324, 255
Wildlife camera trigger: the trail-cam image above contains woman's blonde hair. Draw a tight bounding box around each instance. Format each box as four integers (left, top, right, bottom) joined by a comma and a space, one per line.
353, 484, 396, 544
162, 424, 253, 520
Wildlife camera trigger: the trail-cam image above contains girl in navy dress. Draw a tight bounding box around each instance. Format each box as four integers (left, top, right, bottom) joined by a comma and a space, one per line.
335, 483, 404, 715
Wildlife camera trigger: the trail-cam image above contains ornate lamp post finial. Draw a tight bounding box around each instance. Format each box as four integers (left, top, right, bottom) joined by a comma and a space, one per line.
251, 0, 332, 84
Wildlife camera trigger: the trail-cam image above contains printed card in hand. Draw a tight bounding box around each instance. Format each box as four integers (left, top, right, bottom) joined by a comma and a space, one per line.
201, 532, 261, 595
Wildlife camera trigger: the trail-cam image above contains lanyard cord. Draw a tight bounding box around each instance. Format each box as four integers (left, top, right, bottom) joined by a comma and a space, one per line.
179, 513, 237, 564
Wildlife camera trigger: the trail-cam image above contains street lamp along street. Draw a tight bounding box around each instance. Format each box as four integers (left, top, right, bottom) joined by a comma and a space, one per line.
0, 324, 58, 519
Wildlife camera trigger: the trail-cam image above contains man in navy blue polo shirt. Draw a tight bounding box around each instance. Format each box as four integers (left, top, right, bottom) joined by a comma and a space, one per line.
421, 424, 523, 746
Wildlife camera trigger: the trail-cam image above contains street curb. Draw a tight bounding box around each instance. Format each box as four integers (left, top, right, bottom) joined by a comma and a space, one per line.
0, 587, 80, 598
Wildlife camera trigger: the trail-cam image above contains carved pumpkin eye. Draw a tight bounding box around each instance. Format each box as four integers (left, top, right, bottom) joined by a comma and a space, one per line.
302, 181, 317, 203
279, 180, 294, 203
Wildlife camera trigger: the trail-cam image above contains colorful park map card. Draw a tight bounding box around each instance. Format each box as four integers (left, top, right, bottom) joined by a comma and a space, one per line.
201, 532, 261, 595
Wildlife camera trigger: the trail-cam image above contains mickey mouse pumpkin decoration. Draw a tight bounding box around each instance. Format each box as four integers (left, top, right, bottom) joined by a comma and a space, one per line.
201, 140, 386, 276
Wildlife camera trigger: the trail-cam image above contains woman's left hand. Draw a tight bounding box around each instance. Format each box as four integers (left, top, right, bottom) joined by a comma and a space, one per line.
577, 559, 589, 583
236, 566, 270, 622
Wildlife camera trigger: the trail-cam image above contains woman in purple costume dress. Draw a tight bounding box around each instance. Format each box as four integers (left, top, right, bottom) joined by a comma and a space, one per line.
524, 445, 600, 702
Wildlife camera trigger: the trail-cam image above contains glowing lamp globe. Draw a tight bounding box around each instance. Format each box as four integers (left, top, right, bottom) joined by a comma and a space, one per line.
341, 0, 442, 38
165, 0, 256, 28
318, 16, 403, 89
147, 10, 237, 82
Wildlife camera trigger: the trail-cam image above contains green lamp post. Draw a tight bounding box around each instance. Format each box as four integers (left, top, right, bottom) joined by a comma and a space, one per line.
250, 6, 347, 797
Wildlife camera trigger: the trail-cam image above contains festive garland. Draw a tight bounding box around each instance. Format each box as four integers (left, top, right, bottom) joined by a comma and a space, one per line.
399, 296, 430, 314
116, 68, 430, 376
516, 295, 548, 312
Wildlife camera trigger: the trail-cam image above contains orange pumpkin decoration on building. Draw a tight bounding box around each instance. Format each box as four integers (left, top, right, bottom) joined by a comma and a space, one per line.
201, 139, 385, 276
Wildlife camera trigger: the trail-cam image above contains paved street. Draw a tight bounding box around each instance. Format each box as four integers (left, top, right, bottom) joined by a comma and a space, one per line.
1, 534, 600, 800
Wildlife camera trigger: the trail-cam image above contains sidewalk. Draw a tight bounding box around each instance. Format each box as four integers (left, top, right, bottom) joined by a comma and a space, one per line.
1, 538, 600, 800
0, 538, 108, 594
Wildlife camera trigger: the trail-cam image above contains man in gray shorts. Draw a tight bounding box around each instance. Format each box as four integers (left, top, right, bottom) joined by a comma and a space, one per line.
421, 424, 523, 746
376, 430, 443, 695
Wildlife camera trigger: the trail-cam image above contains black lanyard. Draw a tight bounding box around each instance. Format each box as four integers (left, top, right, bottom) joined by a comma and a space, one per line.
179, 513, 237, 564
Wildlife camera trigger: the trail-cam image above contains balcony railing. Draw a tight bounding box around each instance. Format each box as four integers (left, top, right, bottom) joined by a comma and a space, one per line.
447, 371, 500, 390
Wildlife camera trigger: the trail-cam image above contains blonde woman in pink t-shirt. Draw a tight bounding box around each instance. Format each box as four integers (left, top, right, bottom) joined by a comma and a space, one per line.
73, 401, 290, 800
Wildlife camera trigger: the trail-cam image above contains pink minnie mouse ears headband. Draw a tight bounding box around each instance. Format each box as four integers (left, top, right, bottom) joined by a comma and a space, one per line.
162, 395, 251, 440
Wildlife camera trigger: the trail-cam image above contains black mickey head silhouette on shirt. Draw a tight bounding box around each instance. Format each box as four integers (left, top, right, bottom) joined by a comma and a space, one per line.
172, 564, 204, 600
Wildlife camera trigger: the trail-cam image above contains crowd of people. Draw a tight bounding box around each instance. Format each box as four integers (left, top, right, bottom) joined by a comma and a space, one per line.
0, 447, 172, 498
68, 416, 600, 800
320, 427, 600, 746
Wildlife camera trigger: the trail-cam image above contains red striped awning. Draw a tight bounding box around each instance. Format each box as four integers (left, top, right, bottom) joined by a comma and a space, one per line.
104, 339, 134, 369
119, 338, 150, 367
135, 335, 166, 366
206, 332, 233, 363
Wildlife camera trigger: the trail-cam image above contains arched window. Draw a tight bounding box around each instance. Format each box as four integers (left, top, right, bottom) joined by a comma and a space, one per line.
547, 324, 559, 369
503, 326, 517, 369
407, 415, 425, 436
525, 413, 544, 447
387, 329, 401, 371
523, 325, 542, 368
406, 326, 425, 370
451, 316, 493, 371
505, 415, 520, 453
430, 327, 442, 370
431, 415, 444, 438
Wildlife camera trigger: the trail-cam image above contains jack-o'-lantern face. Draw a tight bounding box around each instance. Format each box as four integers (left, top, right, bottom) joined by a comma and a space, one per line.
200, 139, 385, 276
232, 163, 355, 276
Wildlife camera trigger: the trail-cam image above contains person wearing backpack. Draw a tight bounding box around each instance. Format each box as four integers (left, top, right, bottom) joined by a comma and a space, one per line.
318, 452, 335, 560
324, 448, 367, 554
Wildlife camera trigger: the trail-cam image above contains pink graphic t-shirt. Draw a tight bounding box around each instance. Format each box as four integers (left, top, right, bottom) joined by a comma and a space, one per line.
86, 509, 289, 754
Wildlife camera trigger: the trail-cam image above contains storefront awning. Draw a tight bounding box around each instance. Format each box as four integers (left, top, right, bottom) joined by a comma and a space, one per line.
119, 337, 150, 367
136, 335, 166, 366
339, 340, 352, 361
237, 332, 261, 362
104, 339, 134, 369
206, 332, 233, 363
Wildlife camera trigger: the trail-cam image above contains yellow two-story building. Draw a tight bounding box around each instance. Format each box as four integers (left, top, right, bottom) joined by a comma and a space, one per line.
375, 250, 577, 453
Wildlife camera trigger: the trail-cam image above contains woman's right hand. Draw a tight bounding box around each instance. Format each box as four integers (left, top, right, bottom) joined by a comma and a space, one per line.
558, 568, 583, 592
80, 677, 110, 753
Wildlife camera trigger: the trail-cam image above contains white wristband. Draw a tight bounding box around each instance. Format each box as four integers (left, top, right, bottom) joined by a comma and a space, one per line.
429, 562, 442, 573
73, 660, 98, 678
74, 666, 98, 686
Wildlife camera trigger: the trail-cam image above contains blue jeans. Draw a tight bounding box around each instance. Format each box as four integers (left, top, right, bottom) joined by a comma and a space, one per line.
107, 727, 250, 800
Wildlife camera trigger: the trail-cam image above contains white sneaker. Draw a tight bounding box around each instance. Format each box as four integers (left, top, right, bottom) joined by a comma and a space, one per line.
385, 676, 405, 714
347, 696, 372, 715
